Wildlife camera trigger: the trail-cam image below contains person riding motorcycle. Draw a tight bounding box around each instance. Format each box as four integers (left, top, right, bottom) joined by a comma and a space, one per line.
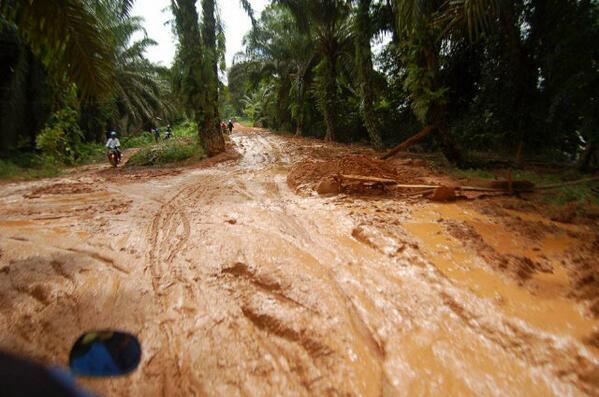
227, 120, 234, 133
105, 132, 122, 162
165, 125, 173, 140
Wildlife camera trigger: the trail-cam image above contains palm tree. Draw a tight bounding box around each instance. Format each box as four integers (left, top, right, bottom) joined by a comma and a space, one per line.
389, 0, 468, 164
171, 0, 257, 156
354, 0, 383, 149
244, 5, 316, 133
389, 0, 510, 164
200, 0, 225, 153
108, 15, 166, 128
277, 0, 352, 141
172, 0, 223, 155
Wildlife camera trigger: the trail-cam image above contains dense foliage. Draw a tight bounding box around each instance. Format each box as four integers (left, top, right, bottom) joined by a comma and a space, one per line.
0, 0, 181, 163
0, 0, 597, 171
229, 0, 598, 169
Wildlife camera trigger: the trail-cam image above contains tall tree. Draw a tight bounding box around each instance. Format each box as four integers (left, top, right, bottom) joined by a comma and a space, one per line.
171, 0, 224, 155
244, 5, 315, 133
278, 0, 351, 141
354, 0, 383, 149
392, 0, 464, 164
199, 0, 225, 154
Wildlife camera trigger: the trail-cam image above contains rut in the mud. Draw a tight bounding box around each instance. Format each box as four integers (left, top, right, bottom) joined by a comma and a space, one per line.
0, 126, 597, 396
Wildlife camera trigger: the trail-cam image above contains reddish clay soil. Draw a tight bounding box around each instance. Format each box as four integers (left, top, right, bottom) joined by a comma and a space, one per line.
0, 125, 597, 396
288, 155, 432, 196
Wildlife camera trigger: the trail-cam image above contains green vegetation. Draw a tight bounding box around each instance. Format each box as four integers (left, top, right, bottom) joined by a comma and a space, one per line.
127, 121, 204, 166
0, 157, 61, 181
1, 1, 597, 178
230, 1, 598, 170
0, 120, 199, 180
451, 167, 599, 207
236, 118, 253, 128
128, 138, 205, 166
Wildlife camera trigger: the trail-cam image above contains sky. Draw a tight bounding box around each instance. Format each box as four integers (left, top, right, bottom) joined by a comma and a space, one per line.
131, 0, 269, 68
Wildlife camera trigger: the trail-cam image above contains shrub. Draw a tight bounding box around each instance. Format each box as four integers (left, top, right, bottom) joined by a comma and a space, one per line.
127, 137, 204, 166
0, 157, 61, 180
36, 108, 83, 165
121, 131, 155, 148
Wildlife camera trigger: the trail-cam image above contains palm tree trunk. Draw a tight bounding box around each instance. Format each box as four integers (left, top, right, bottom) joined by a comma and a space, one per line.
579, 140, 597, 171
356, 0, 383, 149
277, 69, 292, 130
423, 46, 463, 165
172, 0, 223, 155
501, 0, 534, 162
200, 0, 224, 155
294, 56, 312, 137
323, 54, 337, 141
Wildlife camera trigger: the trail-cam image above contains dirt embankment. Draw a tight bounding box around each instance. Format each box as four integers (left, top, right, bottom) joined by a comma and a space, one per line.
288, 155, 432, 196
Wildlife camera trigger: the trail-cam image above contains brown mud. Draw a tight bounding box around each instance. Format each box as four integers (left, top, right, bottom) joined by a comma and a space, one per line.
0, 125, 598, 396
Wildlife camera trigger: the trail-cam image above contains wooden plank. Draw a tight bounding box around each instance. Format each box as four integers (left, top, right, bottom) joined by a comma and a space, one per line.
340, 174, 398, 184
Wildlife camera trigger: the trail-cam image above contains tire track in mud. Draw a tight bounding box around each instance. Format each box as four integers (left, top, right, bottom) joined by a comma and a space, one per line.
198, 162, 393, 396
145, 180, 206, 394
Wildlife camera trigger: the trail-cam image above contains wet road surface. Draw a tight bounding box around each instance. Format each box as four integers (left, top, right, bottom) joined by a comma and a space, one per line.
0, 126, 597, 396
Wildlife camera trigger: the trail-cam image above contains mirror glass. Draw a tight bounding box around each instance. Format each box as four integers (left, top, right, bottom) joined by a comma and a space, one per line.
69, 330, 141, 377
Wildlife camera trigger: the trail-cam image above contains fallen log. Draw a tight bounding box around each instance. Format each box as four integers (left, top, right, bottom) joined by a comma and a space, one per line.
380, 125, 436, 160
337, 175, 598, 194
342, 177, 502, 192
340, 174, 398, 185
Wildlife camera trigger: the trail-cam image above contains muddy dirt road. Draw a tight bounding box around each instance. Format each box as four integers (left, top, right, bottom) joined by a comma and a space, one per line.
0, 126, 598, 396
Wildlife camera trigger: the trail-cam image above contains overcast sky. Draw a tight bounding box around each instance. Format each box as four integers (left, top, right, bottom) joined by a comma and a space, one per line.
131, 0, 269, 68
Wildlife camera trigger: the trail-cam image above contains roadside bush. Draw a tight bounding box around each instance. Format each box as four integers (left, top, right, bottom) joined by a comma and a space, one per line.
36, 107, 83, 165
0, 156, 61, 180
122, 131, 155, 148
173, 120, 197, 137
77, 141, 106, 164
127, 137, 204, 166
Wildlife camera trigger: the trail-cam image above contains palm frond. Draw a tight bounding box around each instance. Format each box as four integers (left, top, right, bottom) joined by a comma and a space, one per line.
2, 0, 115, 98
239, 0, 256, 26
437, 0, 500, 39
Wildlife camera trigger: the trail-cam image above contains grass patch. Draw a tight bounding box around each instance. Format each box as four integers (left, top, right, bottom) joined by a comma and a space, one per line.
450, 166, 599, 206
122, 121, 198, 148
77, 142, 106, 164
127, 136, 204, 166
0, 156, 62, 181
172, 120, 197, 137
0, 141, 106, 181
450, 168, 495, 180
122, 132, 156, 149
0, 121, 201, 181
236, 118, 253, 128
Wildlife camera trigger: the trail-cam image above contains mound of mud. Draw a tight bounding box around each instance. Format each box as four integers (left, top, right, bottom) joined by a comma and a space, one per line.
287, 155, 427, 195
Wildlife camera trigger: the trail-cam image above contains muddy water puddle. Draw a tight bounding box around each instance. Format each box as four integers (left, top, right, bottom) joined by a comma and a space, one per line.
404, 203, 599, 342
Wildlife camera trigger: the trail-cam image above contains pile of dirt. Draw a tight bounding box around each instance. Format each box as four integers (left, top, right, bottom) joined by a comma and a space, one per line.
287, 155, 428, 195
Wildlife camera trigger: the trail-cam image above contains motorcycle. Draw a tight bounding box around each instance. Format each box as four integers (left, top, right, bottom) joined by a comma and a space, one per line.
107, 149, 121, 168
0, 329, 142, 396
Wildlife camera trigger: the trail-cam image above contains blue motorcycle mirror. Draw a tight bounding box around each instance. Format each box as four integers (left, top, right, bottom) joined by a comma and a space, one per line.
69, 331, 141, 377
